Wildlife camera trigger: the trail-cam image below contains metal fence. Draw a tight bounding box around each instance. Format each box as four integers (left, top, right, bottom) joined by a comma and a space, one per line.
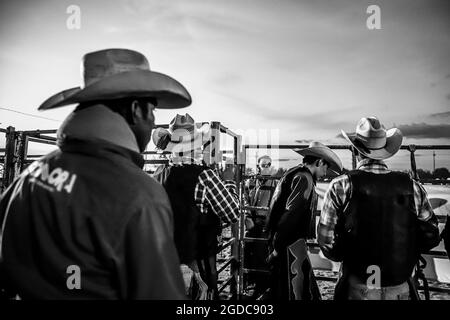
0, 123, 243, 299
237, 143, 450, 299
1, 127, 449, 299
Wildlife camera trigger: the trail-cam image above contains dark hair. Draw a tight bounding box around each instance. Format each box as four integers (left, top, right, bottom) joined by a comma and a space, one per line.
76, 97, 157, 124
303, 155, 330, 167
302, 155, 320, 165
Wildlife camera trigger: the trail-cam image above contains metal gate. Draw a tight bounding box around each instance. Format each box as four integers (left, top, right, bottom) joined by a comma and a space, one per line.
237, 143, 450, 299
0, 122, 244, 299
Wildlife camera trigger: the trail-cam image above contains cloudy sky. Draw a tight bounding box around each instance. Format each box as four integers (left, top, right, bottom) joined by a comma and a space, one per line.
0, 0, 449, 170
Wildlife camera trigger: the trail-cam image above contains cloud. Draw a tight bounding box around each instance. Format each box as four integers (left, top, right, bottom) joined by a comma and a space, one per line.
212, 73, 243, 87
397, 123, 450, 139
429, 111, 450, 119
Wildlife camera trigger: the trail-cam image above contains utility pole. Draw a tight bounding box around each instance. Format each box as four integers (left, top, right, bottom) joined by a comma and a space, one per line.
432, 151, 436, 173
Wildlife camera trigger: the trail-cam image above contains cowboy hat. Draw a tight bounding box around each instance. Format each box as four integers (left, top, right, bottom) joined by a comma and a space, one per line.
38, 48, 191, 110
341, 116, 403, 160
152, 113, 210, 153
294, 141, 343, 174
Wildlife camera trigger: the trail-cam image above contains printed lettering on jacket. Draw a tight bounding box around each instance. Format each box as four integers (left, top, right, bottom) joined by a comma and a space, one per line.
26, 160, 77, 194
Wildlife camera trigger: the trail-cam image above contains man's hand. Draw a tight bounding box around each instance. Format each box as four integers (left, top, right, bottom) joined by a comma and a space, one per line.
266, 249, 278, 264
193, 272, 209, 300
244, 216, 255, 230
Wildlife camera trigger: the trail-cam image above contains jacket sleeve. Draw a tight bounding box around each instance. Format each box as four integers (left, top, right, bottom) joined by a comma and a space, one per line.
413, 181, 441, 253
272, 173, 312, 253
442, 216, 450, 259
116, 192, 186, 300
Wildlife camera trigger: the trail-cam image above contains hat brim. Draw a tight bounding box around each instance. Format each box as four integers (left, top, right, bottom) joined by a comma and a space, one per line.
341, 128, 403, 160
152, 123, 210, 153
294, 147, 343, 174
38, 70, 192, 110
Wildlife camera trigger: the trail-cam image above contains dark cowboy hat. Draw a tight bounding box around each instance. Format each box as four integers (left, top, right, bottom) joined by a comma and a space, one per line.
38, 48, 191, 110
341, 116, 403, 160
294, 141, 343, 174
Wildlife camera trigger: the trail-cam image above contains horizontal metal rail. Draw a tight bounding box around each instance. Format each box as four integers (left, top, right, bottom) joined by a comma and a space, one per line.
243, 237, 268, 243
22, 129, 57, 135
217, 258, 234, 275
26, 154, 45, 158
218, 275, 234, 293
315, 275, 338, 282
245, 144, 450, 150
143, 150, 171, 155
245, 144, 351, 150
219, 123, 240, 139
143, 159, 169, 165
27, 137, 56, 146
217, 238, 235, 252
243, 268, 270, 275
242, 175, 281, 180
30, 134, 57, 141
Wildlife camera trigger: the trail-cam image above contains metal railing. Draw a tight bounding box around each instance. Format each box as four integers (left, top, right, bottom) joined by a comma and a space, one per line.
2, 127, 449, 299
237, 143, 450, 299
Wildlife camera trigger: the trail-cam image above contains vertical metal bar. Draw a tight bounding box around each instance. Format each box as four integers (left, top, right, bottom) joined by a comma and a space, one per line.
351, 149, 357, 170
238, 179, 245, 299
409, 144, 418, 180
236, 144, 248, 299
210, 121, 222, 165
231, 135, 240, 299
3, 126, 17, 190
18, 134, 29, 172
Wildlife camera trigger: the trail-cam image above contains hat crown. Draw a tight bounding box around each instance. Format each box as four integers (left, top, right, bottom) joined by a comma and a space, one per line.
308, 141, 327, 149
355, 116, 387, 149
82, 49, 150, 87
169, 114, 196, 133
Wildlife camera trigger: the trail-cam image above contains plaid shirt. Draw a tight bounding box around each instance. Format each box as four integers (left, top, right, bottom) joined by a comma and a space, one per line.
194, 168, 240, 224
319, 158, 438, 247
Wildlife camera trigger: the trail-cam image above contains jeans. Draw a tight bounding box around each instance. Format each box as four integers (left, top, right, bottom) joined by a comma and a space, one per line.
347, 275, 410, 300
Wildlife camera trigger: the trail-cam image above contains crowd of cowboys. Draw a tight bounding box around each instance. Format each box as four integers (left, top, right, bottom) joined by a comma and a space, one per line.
0, 49, 449, 300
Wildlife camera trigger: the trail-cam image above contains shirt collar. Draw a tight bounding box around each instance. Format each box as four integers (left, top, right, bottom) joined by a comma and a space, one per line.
357, 158, 389, 172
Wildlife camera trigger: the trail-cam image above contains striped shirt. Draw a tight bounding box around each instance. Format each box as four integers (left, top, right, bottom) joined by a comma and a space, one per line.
319, 158, 437, 246
194, 168, 240, 224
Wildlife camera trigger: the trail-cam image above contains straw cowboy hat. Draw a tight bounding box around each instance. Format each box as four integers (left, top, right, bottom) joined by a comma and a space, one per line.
341, 116, 403, 160
152, 113, 210, 153
295, 141, 343, 174
38, 48, 191, 110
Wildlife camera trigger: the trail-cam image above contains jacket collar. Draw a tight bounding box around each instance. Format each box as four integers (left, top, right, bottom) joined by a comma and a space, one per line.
59, 137, 145, 169
300, 164, 317, 184
57, 104, 140, 153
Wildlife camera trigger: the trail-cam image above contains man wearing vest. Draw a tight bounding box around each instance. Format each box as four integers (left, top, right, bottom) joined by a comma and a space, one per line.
244, 155, 278, 298
318, 116, 441, 300
152, 114, 240, 300
265, 142, 343, 300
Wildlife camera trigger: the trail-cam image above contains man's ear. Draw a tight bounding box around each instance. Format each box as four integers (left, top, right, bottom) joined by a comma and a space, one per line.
315, 159, 322, 167
130, 100, 143, 124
